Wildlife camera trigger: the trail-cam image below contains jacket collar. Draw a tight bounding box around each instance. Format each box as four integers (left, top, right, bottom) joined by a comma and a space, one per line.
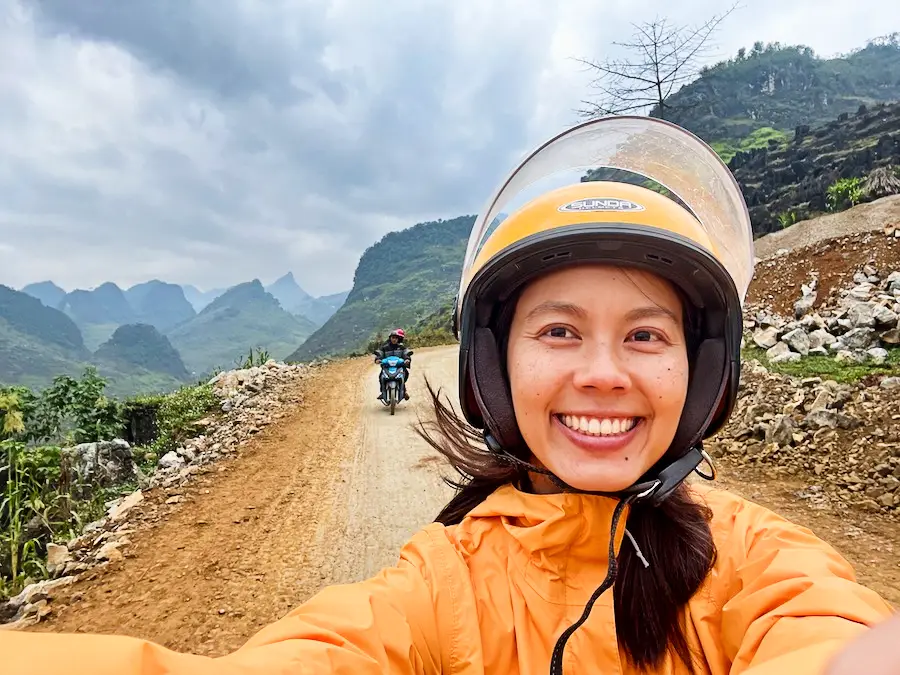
465, 484, 630, 604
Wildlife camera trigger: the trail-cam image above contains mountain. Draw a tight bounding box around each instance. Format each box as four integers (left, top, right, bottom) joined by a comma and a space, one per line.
0, 284, 90, 386
265, 272, 312, 313
57, 282, 136, 350
181, 284, 227, 312
310, 291, 350, 322
265, 273, 348, 325
662, 39, 900, 150
166, 280, 319, 374
292, 291, 349, 325
125, 280, 196, 331
58, 282, 134, 325
94, 324, 189, 380
1, 285, 191, 396
20, 281, 66, 309
288, 215, 474, 360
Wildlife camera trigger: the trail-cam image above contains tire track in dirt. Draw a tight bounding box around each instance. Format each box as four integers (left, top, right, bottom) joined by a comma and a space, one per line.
319, 347, 457, 584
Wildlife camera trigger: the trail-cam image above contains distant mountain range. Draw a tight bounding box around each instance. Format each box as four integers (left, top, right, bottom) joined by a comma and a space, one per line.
7, 36, 900, 394
3, 273, 348, 395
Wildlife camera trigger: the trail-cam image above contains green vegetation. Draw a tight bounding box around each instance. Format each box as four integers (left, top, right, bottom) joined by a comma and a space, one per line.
144, 384, 218, 459
95, 324, 189, 379
406, 302, 457, 349
236, 347, 272, 369
743, 346, 900, 382
666, 38, 900, 144
710, 127, 790, 164
0, 370, 219, 600
290, 215, 474, 360
825, 177, 865, 212
777, 210, 800, 229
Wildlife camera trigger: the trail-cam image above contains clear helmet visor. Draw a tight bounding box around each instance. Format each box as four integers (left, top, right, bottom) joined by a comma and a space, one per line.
460, 116, 755, 306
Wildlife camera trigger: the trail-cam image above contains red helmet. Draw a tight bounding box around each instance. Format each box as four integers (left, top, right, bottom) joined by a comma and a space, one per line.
390, 328, 405, 339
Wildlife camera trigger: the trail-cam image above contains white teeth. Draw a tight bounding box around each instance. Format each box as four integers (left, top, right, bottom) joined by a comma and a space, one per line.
560, 415, 636, 437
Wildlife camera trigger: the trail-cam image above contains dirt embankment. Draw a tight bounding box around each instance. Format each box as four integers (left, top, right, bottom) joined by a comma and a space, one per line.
752, 194, 900, 260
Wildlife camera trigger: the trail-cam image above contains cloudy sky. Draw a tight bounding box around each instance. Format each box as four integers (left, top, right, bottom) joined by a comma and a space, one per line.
1, 0, 896, 297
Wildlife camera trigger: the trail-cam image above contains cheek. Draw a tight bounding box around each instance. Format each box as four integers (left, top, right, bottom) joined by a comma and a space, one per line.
651, 355, 690, 414
507, 343, 556, 419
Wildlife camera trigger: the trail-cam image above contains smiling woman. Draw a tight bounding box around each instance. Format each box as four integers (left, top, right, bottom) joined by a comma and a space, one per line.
0, 117, 895, 675
507, 266, 690, 495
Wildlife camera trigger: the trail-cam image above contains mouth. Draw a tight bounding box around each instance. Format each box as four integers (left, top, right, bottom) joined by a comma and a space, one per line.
555, 414, 643, 438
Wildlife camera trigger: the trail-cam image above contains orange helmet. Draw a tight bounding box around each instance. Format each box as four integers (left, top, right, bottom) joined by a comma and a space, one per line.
452, 116, 755, 504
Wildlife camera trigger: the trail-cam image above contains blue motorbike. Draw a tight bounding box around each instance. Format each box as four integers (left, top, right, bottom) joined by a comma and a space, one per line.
374, 350, 412, 415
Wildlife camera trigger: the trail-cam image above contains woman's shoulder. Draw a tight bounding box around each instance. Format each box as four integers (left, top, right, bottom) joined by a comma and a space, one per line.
686, 481, 845, 567
689, 482, 802, 538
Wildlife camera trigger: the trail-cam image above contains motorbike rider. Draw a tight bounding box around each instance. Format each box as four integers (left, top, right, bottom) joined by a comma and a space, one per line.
2, 117, 895, 675
375, 328, 411, 400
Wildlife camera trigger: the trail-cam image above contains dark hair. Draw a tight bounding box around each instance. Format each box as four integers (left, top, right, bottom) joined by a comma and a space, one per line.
415, 273, 717, 672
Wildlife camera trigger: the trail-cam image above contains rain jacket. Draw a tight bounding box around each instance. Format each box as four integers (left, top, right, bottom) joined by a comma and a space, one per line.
1, 483, 893, 674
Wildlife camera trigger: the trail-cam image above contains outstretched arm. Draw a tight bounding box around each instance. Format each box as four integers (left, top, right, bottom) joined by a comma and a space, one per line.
1, 529, 453, 675
714, 495, 893, 675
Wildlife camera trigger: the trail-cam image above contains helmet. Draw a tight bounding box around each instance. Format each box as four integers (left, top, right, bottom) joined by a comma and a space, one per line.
390, 328, 405, 339
453, 116, 754, 505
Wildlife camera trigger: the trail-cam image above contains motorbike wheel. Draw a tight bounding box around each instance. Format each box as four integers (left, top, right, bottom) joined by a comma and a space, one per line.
389, 387, 397, 415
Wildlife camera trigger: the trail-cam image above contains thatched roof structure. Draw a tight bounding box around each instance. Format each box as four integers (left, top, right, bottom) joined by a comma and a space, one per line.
864, 165, 900, 199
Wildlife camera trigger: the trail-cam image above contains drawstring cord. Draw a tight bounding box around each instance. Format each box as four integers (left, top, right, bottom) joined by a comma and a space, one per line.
625, 528, 650, 569
548, 497, 630, 675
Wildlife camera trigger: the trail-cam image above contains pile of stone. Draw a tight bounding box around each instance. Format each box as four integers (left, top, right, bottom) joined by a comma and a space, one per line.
0, 359, 314, 629
745, 265, 900, 365
151, 360, 312, 489
710, 359, 900, 515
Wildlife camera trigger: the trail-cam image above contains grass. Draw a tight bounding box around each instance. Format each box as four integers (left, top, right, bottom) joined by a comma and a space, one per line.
743, 346, 900, 382
712, 127, 791, 164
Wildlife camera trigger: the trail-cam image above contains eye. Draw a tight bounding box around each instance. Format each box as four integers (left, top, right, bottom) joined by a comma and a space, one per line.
629, 329, 663, 343
544, 326, 576, 339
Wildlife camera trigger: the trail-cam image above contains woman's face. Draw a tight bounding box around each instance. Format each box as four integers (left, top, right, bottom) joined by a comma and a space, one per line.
506, 265, 689, 494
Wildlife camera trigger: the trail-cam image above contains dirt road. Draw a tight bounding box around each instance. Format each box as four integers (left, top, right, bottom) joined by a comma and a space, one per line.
31, 348, 456, 655
28, 346, 897, 655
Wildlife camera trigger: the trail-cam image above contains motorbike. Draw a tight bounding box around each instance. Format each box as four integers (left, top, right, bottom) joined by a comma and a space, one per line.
374, 349, 412, 415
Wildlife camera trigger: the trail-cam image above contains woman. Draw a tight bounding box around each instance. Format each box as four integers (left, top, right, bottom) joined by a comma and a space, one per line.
2, 117, 895, 674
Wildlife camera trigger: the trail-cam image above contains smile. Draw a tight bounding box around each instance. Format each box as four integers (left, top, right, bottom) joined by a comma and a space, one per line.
557, 414, 640, 437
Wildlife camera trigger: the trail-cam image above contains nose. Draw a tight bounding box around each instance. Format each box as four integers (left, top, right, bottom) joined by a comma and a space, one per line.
570, 340, 633, 392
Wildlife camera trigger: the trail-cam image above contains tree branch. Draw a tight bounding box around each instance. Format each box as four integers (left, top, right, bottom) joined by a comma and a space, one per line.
574, 2, 741, 120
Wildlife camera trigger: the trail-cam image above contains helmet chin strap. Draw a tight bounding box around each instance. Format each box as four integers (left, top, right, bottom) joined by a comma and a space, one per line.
483, 432, 715, 507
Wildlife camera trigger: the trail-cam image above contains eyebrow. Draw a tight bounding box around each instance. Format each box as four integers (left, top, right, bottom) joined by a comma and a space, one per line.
624, 306, 681, 324
524, 301, 680, 324
524, 301, 588, 322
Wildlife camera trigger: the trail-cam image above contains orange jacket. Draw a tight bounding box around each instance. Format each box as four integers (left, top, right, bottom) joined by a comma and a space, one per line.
1, 484, 893, 674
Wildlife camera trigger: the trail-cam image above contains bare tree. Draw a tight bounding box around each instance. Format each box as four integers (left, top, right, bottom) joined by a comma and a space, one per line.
575, 3, 740, 120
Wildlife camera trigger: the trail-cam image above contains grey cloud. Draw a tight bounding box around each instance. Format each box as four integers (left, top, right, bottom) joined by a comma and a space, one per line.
32, 0, 338, 105
3, 0, 898, 298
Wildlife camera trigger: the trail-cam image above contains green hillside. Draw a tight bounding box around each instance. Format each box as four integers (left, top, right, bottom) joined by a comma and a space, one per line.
663, 39, 900, 144
288, 215, 473, 360
95, 324, 190, 380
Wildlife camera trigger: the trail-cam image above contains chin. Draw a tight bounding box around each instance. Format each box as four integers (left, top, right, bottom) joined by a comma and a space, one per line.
553, 464, 644, 494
